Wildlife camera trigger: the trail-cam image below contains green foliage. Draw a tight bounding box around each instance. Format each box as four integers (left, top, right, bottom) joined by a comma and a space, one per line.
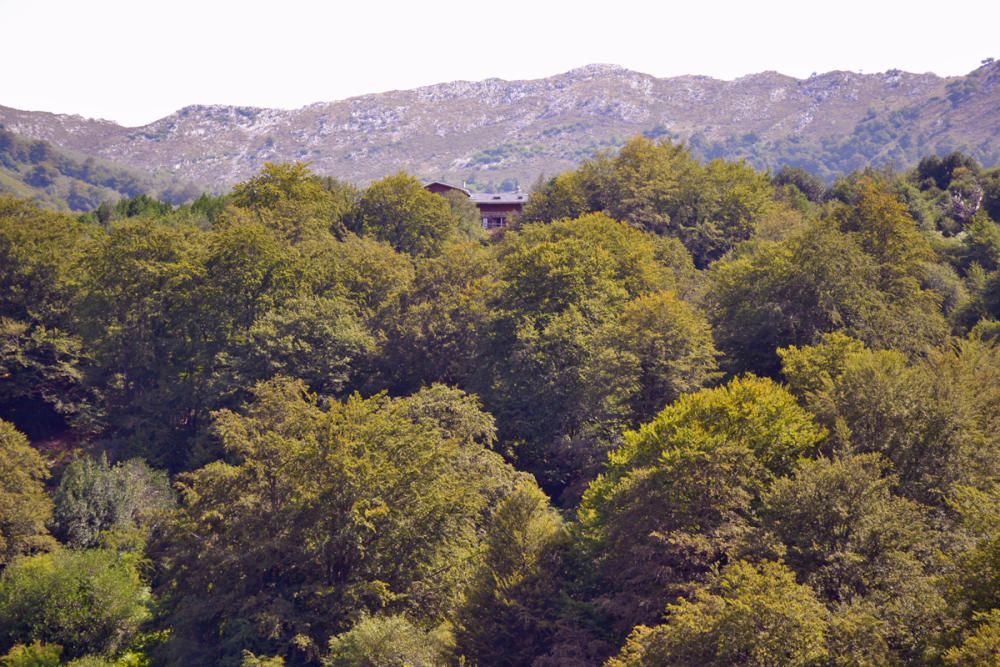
606, 561, 830, 667
52, 455, 173, 549
603, 375, 825, 479
984, 168, 1000, 223
483, 212, 687, 496
763, 454, 927, 599
0, 129, 192, 212
762, 454, 947, 660
909, 152, 990, 234
948, 485, 1000, 618
915, 152, 981, 191
497, 212, 677, 321
72, 206, 312, 467
779, 332, 866, 399
187, 192, 231, 224
591, 137, 695, 237
0, 318, 91, 440
351, 173, 459, 256
154, 378, 521, 665
681, 158, 775, 266
453, 481, 568, 665
832, 177, 935, 290
62, 657, 121, 667
800, 340, 1000, 505
324, 615, 443, 667
240, 652, 285, 667
314, 233, 414, 321
0, 549, 150, 660
242, 294, 376, 396
773, 165, 827, 202
706, 223, 878, 376
438, 189, 485, 242
230, 163, 351, 243
521, 137, 774, 266
922, 260, 969, 316
520, 172, 587, 223
201, 211, 302, 332
584, 290, 720, 425
495, 212, 673, 319
112, 195, 173, 221
74, 219, 211, 467
0, 420, 55, 567
944, 609, 1000, 666
707, 211, 948, 376
963, 212, 1000, 272
824, 605, 897, 667
584, 441, 767, 636
376, 242, 496, 393
577, 377, 824, 634
0, 641, 62, 667
0, 196, 83, 325
1, 149, 999, 666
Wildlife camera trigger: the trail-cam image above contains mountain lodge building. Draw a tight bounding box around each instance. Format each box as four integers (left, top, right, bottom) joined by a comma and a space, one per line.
424, 181, 527, 230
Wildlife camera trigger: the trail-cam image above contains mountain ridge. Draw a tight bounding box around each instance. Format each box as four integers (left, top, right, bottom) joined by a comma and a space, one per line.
2, 61, 999, 193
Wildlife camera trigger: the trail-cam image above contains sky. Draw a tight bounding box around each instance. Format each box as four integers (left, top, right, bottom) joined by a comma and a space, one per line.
2, 0, 998, 127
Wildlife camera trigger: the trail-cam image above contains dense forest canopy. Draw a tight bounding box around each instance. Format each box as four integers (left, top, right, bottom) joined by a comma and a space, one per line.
2, 138, 1000, 665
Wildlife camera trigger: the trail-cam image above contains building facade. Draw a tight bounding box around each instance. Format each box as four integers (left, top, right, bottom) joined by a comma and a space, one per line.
424, 181, 527, 229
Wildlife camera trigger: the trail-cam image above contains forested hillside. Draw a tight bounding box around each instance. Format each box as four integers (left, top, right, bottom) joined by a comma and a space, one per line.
0, 127, 199, 211
2, 139, 1000, 665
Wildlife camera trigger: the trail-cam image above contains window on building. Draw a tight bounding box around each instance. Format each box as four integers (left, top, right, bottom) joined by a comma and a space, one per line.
483, 216, 507, 229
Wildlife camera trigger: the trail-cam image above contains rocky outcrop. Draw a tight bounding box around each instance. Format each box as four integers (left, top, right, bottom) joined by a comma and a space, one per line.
2, 61, 999, 192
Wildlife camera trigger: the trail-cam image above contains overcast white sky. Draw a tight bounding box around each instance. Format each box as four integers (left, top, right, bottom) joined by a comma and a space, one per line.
2, 0, 997, 127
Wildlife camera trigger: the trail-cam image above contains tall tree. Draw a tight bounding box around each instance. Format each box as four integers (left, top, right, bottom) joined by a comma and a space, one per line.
762, 454, 947, 661
707, 219, 947, 377
350, 173, 459, 256
606, 561, 830, 667
453, 481, 568, 666
0, 420, 55, 567
154, 378, 522, 666
577, 377, 825, 635
230, 163, 352, 243
517, 137, 774, 266
376, 242, 496, 393
795, 340, 1000, 506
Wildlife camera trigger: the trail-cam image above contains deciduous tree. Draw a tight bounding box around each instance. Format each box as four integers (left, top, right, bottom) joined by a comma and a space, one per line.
0, 420, 54, 567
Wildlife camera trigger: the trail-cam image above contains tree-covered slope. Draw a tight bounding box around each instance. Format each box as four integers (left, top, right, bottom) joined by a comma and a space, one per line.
0, 127, 200, 211
2, 143, 1000, 665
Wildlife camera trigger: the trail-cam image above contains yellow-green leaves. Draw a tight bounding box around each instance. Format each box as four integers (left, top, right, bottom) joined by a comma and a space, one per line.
158, 378, 520, 665
607, 561, 830, 667
231, 162, 353, 244
351, 173, 459, 257
0, 420, 54, 566
608, 376, 825, 479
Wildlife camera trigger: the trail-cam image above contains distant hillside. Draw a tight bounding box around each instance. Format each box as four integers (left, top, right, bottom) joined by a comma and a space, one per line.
0, 127, 200, 211
2, 60, 999, 192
